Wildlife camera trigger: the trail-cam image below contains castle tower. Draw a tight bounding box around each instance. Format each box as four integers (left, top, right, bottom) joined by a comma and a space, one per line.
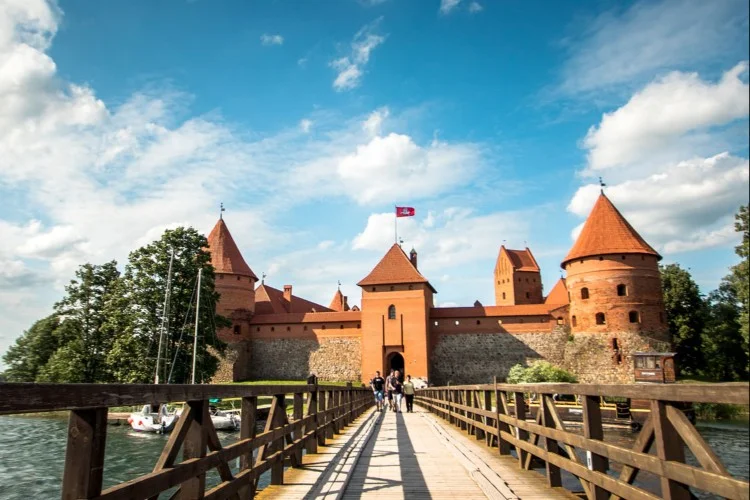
357, 244, 436, 381
206, 217, 258, 337
494, 246, 543, 305
561, 193, 668, 340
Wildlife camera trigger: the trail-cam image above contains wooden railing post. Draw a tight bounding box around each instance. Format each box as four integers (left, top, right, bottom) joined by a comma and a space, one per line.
270, 394, 286, 485
483, 389, 492, 445
346, 382, 353, 425
293, 391, 304, 466
652, 400, 691, 500
514, 391, 528, 469
326, 390, 335, 438
179, 400, 208, 499
497, 390, 511, 455
318, 387, 327, 446
61, 407, 107, 500
541, 394, 562, 488
306, 383, 318, 454
583, 395, 609, 500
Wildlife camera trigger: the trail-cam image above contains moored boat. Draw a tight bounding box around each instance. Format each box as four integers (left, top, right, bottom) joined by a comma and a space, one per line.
128, 404, 178, 433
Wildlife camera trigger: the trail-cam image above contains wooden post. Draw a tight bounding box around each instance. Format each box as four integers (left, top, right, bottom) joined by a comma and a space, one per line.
459, 391, 467, 431
326, 390, 335, 438
483, 389, 492, 444
465, 390, 474, 435
179, 400, 208, 499
345, 382, 353, 426
514, 391, 528, 469
270, 394, 286, 485
293, 391, 304, 466
306, 384, 318, 454
318, 387, 327, 446
583, 395, 609, 500
541, 395, 562, 487
651, 400, 690, 500
239, 396, 257, 499
61, 407, 108, 500
497, 390, 511, 455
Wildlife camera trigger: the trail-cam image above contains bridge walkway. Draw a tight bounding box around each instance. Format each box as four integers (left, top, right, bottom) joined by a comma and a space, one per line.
260, 405, 577, 499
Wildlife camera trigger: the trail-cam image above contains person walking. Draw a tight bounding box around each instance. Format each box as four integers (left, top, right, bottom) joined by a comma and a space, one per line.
391, 370, 403, 412
370, 371, 385, 411
385, 370, 395, 411
403, 375, 415, 413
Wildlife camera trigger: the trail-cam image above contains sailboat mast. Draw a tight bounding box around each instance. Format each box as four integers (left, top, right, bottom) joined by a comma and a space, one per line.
155, 248, 175, 384
191, 268, 202, 384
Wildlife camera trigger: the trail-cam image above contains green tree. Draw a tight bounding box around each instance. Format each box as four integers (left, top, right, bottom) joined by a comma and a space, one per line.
661, 263, 705, 376
2, 315, 67, 381
54, 261, 120, 382
104, 227, 229, 384
701, 283, 749, 381
507, 361, 577, 383
726, 206, 749, 357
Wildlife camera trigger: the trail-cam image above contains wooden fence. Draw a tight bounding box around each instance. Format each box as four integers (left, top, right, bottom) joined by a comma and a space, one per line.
416, 382, 749, 500
0, 382, 373, 499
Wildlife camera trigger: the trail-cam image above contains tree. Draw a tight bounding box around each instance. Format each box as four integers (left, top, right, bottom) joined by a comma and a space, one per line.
507, 361, 577, 383
702, 283, 749, 381
2, 315, 66, 381
726, 206, 749, 357
54, 261, 120, 382
104, 227, 229, 384
661, 263, 705, 376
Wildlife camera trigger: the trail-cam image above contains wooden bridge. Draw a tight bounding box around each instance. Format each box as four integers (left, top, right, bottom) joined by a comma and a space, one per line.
0, 381, 748, 499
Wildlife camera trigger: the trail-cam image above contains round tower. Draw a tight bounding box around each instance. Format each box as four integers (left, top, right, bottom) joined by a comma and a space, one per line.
206, 217, 258, 333
562, 193, 668, 341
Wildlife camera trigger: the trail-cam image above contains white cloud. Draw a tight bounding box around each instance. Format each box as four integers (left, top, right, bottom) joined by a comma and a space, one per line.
559, 0, 749, 94
260, 34, 284, 46
468, 2, 483, 14
439, 0, 462, 15
299, 119, 313, 133
330, 18, 385, 91
362, 107, 389, 136
584, 63, 749, 173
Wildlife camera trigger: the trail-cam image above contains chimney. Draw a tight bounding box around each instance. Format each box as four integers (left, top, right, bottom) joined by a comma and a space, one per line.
343, 296, 350, 311
283, 285, 293, 312
409, 248, 418, 269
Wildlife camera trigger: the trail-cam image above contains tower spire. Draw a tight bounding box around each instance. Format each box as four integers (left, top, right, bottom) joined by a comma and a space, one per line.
598, 177, 606, 194
219, 202, 225, 220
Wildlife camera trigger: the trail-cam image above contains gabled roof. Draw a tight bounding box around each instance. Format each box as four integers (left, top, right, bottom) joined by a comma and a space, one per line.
357, 244, 436, 292
430, 304, 558, 318
562, 193, 660, 267
206, 218, 257, 279
544, 278, 569, 305
328, 289, 350, 312
497, 246, 540, 272
254, 283, 331, 315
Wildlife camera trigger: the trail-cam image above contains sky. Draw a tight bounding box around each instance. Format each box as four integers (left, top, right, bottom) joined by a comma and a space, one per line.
0, 0, 749, 367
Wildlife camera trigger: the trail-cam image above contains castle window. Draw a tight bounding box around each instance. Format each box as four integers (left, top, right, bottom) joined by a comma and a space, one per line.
497, 280, 500, 285
237, 276, 241, 281
322, 325, 326, 330
271, 327, 275, 332
408, 284, 413, 290
599, 256, 604, 261
286, 326, 291, 331
641, 255, 645, 261
390, 286, 395, 291
502, 292, 506, 300
388, 305, 396, 319
455, 320, 460, 325
621, 255, 626, 260
371, 287, 376, 292
233, 325, 241, 335
581, 287, 590, 299
476, 320, 481, 325
629, 311, 640, 323
595, 312, 606, 325
617, 284, 628, 296
611, 338, 619, 351
357, 323, 361, 329
525, 292, 530, 299
518, 278, 522, 283
571, 315, 577, 327
303, 325, 308, 331
256, 327, 260, 332
434, 321, 439, 326
340, 324, 344, 329
557, 317, 564, 325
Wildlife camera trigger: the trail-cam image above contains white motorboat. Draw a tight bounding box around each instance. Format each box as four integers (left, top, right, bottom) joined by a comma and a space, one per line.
128, 404, 178, 433
210, 407, 241, 431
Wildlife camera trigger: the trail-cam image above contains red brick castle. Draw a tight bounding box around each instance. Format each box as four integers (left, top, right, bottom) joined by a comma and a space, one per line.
208, 193, 670, 385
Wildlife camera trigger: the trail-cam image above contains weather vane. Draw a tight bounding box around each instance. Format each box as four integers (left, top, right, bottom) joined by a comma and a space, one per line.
599, 177, 607, 193
220, 202, 225, 220
261, 272, 266, 284
337, 280, 341, 290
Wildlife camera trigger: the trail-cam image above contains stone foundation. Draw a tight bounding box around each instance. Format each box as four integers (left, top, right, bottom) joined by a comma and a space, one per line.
247, 337, 361, 382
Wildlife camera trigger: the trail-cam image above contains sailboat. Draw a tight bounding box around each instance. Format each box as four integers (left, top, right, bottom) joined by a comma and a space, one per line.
129, 249, 179, 433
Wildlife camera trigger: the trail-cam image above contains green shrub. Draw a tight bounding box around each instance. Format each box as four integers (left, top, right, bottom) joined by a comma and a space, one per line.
507, 361, 577, 384
694, 403, 746, 420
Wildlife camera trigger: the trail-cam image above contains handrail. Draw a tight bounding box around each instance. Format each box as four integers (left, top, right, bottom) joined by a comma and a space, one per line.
0, 382, 373, 499
416, 383, 750, 500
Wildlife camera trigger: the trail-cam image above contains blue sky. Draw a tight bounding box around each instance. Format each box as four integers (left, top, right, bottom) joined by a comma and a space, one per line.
0, 0, 748, 366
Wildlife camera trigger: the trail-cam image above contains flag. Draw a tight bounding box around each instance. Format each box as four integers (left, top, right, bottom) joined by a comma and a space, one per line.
396, 206, 415, 217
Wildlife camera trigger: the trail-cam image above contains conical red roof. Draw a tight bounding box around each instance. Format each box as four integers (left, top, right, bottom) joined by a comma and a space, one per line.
206, 218, 257, 279
358, 244, 435, 291
544, 278, 569, 305
328, 289, 350, 312
562, 193, 660, 267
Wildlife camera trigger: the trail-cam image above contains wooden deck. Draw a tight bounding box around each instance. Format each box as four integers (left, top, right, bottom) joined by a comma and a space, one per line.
259, 406, 577, 499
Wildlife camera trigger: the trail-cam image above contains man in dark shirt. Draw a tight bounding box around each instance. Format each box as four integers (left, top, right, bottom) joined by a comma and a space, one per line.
370, 371, 385, 411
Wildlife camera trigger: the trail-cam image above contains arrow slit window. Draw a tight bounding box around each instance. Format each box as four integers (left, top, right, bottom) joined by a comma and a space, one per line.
388, 304, 396, 320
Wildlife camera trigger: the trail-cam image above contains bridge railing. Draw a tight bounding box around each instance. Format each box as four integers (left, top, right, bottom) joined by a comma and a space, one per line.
0, 382, 374, 499
416, 382, 749, 500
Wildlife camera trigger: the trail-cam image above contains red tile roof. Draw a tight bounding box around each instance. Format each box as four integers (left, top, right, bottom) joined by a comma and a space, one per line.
499, 246, 540, 272
562, 193, 660, 267
254, 283, 332, 315
544, 278, 569, 305
431, 304, 557, 318
328, 289, 350, 312
357, 244, 436, 291
206, 218, 257, 279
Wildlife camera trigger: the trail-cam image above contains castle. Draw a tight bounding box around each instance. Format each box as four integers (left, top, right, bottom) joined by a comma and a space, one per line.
208, 193, 671, 385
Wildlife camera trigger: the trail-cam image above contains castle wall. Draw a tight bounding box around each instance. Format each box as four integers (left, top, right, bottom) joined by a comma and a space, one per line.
248, 336, 361, 381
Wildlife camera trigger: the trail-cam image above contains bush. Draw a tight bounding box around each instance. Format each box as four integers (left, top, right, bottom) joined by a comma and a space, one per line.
507, 361, 577, 384
694, 403, 746, 420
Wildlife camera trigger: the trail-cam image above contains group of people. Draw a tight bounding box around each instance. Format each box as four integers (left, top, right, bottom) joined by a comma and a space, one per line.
369, 370, 416, 413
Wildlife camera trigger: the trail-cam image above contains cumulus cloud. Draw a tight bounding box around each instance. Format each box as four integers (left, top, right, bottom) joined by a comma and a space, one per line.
468, 2, 483, 13
559, 0, 749, 95
331, 18, 385, 91
362, 107, 389, 136
299, 119, 313, 133
439, 0, 462, 15
260, 34, 284, 46
583, 63, 749, 173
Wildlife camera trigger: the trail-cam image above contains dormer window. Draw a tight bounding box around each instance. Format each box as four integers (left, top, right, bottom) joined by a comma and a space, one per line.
388, 305, 396, 320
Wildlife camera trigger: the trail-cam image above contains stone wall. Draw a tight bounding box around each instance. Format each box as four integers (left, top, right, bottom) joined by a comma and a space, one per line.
247, 337, 361, 382
429, 328, 670, 385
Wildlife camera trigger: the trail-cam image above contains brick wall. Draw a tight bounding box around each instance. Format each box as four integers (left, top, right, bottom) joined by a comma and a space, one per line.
247, 337, 361, 381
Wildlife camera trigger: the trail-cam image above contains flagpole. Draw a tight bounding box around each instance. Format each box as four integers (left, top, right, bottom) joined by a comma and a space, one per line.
394, 205, 398, 244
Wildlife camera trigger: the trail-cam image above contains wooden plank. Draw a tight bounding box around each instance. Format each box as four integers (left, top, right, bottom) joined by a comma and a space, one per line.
497, 390, 512, 455
666, 404, 730, 476
292, 392, 304, 466
543, 395, 592, 498
306, 386, 318, 454
178, 401, 208, 499
583, 395, 608, 500
153, 406, 194, 472
541, 395, 562, 487
514, 391, 528, 469
61, 407, 108, 500
616, 416, 654, 490
651, 400, 690, 500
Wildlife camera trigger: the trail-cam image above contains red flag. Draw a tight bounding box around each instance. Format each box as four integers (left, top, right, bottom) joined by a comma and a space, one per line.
396, 206, 415, 217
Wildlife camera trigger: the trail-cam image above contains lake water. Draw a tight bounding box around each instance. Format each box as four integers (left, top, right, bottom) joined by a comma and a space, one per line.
0, 414, 746, 499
